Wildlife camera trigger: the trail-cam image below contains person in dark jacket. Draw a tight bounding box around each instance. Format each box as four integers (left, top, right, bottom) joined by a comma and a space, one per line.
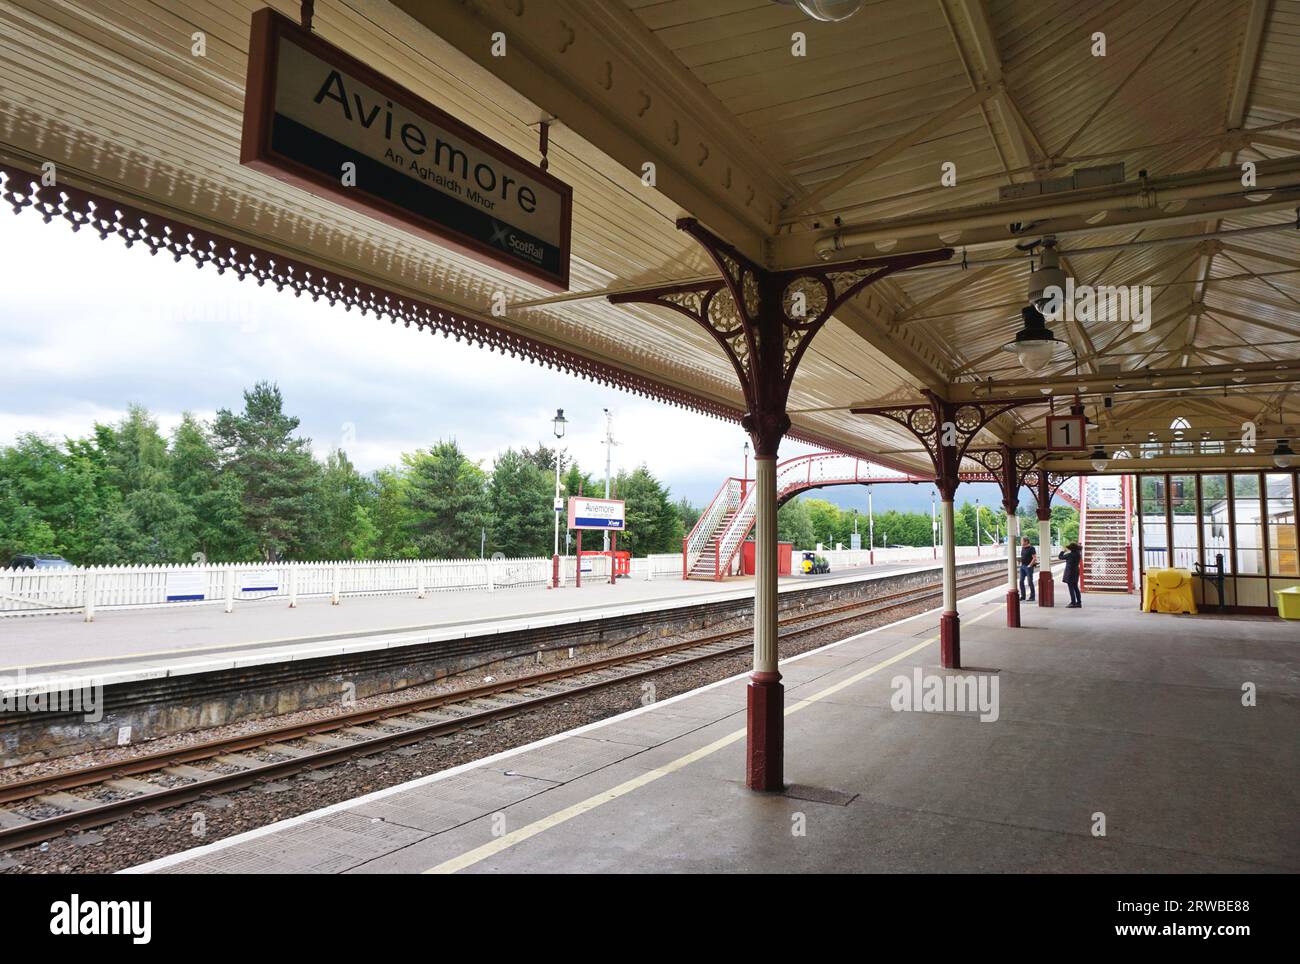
1018, 537, 1037, 601
1059, 542, 1082, 607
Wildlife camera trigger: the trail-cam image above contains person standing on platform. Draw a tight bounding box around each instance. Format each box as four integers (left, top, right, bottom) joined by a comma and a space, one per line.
1018, 537, 1037, 602
1059, 542, 1083, 607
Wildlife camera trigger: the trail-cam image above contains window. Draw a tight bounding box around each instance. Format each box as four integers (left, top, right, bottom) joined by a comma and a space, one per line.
1140, 475, 1167, 569
1200, 474, 1229, 572
1170, 474, 1198, 569
1266, 473, 1298, 577
1232, 473, 1264, 575
1169, 417, 1193, 457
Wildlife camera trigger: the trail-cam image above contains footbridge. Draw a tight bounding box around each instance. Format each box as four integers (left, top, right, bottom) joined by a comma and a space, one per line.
684, 452, 1010, 581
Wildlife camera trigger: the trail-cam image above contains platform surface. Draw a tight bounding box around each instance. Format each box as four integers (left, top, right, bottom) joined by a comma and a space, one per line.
130, 587, 1300, 874
0, 557, 990, 689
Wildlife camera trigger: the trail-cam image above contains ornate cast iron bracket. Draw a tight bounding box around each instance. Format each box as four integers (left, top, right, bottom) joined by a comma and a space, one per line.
965, 447, 1048, 514
1028, 469, 1075, 521
850, 392, 1041, 499
609, 218, 952, 455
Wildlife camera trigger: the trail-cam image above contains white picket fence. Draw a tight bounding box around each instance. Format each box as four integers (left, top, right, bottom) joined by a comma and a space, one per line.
808, 545, 985, 569
0, 555, 621, 618
636, 553, 689, 580
0, 545, 998, 619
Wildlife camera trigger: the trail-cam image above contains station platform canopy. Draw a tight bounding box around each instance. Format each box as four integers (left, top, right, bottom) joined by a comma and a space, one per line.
1, 0, 1298, 478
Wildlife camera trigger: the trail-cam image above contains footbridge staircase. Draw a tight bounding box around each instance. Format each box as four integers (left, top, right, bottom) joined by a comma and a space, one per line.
683, 453, 931, 581
683, 451, 1085, 582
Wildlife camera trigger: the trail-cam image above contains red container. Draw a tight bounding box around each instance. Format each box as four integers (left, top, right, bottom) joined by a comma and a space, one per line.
742, 541, 792, 576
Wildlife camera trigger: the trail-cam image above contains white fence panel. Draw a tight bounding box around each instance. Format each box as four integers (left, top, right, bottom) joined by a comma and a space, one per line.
633, 553, 684, 580
798, 544, 984, 571
0, 554, 556, 616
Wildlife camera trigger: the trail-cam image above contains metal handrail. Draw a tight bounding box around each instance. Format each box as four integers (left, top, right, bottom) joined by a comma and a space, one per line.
683, 477, 741, 578
711, 453, 923, 577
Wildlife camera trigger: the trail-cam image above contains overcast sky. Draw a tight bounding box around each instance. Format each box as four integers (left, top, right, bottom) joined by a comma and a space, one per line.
0, 211, 1004, 515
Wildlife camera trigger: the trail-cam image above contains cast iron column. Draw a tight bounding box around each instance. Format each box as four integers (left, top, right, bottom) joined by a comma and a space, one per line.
748, 447, 782, 791
1002, 447, 1021, 628
939, 494, 960, 666
608, 220, 952, 791
1037, 471, 1054, 607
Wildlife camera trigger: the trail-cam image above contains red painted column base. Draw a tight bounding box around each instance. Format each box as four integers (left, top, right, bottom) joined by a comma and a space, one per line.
1005, 589, 1021, 627
1038, 570, 1054, 606
746, 671, 784, 792
939, 611, 960, 668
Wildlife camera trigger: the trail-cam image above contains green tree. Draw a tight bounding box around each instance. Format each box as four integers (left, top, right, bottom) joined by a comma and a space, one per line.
404, 440, 488, 558
309, 449, 373, 560
520, 444, 558, 473
613, 465, 681, 555
349, 503, 381, 559
369, 468, 415, 558
89, 407, 193, 563
171, 413, 253, 561
676, 496, 701, 537
212, 381, 321, 561
777, 497, 816, 548
561, 461, 594, 501
0, 479, 58, 562
872, 508, 932, 547
0, 434, 112, 564
487, 448, 553, 556
804, 497, 842, 547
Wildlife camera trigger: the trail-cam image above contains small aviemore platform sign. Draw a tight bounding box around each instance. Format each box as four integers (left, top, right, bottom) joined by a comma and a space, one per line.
568, 497, 626, 531
240, 7, 572, 290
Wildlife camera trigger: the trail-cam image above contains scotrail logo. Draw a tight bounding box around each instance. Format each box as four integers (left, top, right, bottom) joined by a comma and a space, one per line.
1040, 278, 1153, 332
890, 668, 999, 722
49, 895, 151, 944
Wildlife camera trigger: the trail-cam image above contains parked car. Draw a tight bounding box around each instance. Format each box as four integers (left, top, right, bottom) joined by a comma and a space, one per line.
4, 554, 74, 570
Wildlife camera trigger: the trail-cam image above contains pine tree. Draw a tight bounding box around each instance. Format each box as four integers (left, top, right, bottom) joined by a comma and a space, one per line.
777, 497, 816, 548
171, 413, 254, 561
371, 467, 415, 558
212, 382, 321, 561
311, 449, 372, 560
614, 465, 681, 555
403, 440, 488, 558
90, 407, 193, 563
487, 448, 554, 557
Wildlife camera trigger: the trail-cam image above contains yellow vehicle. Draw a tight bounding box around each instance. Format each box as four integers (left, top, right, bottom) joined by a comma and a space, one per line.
800, 552, 830, 575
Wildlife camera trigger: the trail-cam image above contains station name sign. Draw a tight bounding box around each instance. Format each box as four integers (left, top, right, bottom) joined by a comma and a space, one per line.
240, 8, 572, 290
568, 497, 625, 531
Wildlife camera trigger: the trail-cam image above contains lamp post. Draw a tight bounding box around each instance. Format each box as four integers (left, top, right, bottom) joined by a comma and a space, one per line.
551, 408, 567, 589
975, 497, 982, 556
742, 440, 750, 499
931, 489, 937, 559
602, 409, 617, 552
867, 484, 875, 564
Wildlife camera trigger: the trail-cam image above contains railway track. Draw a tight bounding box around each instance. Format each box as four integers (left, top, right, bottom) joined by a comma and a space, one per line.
0, 570, 1003, 852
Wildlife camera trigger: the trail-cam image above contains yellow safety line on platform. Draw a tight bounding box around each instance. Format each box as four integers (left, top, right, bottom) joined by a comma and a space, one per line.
425, 608, 996, 874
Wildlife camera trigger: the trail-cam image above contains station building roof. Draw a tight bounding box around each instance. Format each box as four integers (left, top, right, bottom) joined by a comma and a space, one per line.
1, 0, 1298, 478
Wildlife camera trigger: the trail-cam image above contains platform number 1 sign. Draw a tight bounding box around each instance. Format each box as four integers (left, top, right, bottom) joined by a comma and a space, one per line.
1046, 414, 1087, 452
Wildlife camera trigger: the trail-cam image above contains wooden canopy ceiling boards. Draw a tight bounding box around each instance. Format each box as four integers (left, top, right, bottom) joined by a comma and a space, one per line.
0, 0, 1297, 477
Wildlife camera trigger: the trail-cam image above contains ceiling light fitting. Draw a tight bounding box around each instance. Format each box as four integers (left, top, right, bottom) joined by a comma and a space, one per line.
1003, 305, 1065, 373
